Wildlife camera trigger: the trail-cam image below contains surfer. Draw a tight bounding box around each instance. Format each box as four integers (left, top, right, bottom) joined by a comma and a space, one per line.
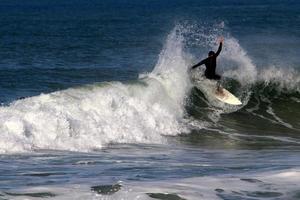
191, 37, 224, 93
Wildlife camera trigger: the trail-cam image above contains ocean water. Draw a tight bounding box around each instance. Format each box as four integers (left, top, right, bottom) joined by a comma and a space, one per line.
0, 0, 300, 199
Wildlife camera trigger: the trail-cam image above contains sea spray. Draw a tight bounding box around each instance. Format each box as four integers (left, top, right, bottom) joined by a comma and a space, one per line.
1, 24, 299, 154
257, 66, 300, 92
0, 27, 191, 154
221, 37, 257, 85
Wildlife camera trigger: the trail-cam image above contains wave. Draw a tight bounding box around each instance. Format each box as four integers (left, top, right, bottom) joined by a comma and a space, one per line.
0, 24, 299, 153
0, 26, 192, 154
186, 23, 299, 133
257, 66, 300, 92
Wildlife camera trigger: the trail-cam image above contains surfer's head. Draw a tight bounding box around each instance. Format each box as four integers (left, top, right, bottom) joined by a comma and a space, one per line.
208, 51, 215, 57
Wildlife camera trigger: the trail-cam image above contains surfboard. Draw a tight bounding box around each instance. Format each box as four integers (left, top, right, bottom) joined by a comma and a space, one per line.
214, 87, 242, 105
190, 70, 242, 106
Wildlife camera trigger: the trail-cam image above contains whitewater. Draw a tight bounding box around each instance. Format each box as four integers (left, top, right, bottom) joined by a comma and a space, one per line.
0, 27, 191, 153
1, 24, 299, 154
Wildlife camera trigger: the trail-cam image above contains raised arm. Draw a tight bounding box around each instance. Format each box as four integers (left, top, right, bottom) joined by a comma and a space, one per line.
191, 58, 207, 69
215, 37, 224, 57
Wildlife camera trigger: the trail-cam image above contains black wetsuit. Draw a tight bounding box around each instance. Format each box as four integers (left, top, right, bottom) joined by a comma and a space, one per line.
191, 42, 222, 80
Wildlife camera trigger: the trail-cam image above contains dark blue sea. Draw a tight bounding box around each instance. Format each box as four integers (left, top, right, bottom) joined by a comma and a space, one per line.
0, 0, 299, 199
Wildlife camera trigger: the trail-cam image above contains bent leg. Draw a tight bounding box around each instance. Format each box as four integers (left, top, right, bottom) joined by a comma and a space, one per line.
213, 75, 223, 94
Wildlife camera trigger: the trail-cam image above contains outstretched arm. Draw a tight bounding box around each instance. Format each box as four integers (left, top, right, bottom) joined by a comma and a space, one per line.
191, 58, 207, 69
215, 37, 224, 57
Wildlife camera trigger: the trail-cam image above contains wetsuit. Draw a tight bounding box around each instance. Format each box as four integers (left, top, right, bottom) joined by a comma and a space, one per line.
191, 42, 222, 80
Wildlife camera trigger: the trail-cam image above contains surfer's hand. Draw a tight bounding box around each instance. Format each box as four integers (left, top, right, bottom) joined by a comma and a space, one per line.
218, 37, 224, 43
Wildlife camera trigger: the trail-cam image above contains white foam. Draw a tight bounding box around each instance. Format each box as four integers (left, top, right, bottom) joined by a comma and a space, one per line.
123, 168, 300, 200
5, 168, 300, 200
258, 65, 300, 92
0, 26, 192, 154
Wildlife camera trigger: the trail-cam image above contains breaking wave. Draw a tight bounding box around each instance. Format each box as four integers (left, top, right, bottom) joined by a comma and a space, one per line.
0, 24, 299, 153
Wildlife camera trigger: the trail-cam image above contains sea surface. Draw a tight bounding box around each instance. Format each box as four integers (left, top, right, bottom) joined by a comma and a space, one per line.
0, 0, 300, 199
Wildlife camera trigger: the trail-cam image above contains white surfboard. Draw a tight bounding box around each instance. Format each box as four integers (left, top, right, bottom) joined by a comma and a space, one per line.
214, 87, 242, 105
190, 70, 242, 106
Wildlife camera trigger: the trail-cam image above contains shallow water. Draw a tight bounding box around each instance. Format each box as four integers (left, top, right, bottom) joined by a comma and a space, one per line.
0, 145, 299, 199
